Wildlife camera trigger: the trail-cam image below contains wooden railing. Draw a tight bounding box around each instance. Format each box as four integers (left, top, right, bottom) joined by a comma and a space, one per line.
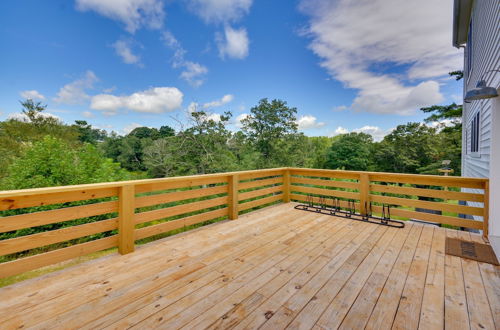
0, 167, 489, 278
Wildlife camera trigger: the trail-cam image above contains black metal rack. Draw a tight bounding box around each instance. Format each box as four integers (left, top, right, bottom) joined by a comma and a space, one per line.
294, 194, 405, 228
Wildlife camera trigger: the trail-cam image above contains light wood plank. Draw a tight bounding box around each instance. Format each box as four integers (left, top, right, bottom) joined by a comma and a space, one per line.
370, 183, 484, 202
290, 176, 359, 190
365, 224, 424, 330
0, 236, 118, 279
135, 196, 228, 224
239, 177, 283, 190
238, 194, 283, 211
418, 227, 446, 330
0, 218, 117, 256
0, 201, 118, 233
339, 222, 414, 330
135, 185, 227, 208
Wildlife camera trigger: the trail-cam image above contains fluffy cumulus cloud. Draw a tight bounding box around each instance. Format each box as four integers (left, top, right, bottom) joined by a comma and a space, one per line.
8, 111, 60, 122
235, 113, 249, 128
203, 94, 234, 108
162, 31, 209, 87
122, 122, 144, 135
299, 0, 461, 115
82, 111, 94, 118
112, 39, 141, 65
54, 71, 98, 104
217, 25, 249, 59
296, 115, 326, 130
20, 90, 45, 100
75, 0, 164, 33
332, 125, 393, 142
90, 87, 183, 115
185, 0, 252, 23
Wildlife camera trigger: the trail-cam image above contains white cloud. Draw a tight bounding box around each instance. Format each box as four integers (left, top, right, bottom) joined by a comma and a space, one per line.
333, 126, 349, 136
180, 62, 209, 87
112, 39, 141, 65
217, 25, 249, 59
185, 0, 252, 23
333, 105, 347, 112
123, 122, 144, 135
75, 0, 164, 33
299, 0, 461, 115
8, 111, 60, 122
296, 115, 326, 130
331, 125, 393, 142
20, 90, 45, 100
82, 111, 94, 118
54, 71, 98, 104
235, 113, 249, 128
90, 87, 184, 115
161, 31, 209, 87
203, 94, 234, 108
353, 126, 393, 142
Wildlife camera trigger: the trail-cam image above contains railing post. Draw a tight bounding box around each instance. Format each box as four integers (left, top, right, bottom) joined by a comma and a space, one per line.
359, 173, 370, 216
283, 169, 291, 203
228, 174, 239, 220
483, 180, 489, 240
118, 184, 135, 254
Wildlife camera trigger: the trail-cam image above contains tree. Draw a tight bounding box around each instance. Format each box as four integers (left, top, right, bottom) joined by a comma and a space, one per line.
325, 133, 373, 170
0, 100, 79, 178
373, 123, 437, 174
241, 98, 299, 166
420, 103, 462, 127
1, 136, 129, 189
72, 120, 107, 144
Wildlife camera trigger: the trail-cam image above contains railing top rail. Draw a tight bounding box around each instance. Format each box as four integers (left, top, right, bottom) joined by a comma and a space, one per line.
0, 167, 288, 198
0, 167, 488, 199
290, 167, 489, 184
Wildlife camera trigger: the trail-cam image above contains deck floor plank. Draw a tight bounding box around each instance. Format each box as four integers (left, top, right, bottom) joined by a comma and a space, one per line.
0, 203, 498, 330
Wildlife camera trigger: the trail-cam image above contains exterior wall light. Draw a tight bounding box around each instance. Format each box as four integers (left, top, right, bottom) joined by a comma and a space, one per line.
464, 69, 500, 102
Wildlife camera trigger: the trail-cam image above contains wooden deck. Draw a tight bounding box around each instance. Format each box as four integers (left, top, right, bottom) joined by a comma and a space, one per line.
0, 203, 498, 329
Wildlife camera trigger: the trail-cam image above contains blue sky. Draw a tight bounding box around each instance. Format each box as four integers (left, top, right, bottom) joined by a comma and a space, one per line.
0, 0, 463, 140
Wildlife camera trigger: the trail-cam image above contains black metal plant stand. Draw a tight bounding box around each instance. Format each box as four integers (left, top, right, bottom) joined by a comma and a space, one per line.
294, 195, 405, 228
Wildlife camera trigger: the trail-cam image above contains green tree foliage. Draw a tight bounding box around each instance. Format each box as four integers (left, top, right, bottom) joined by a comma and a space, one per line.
72, 120, 107, 144
373, 123, 438, 174
0, 100, 79, 177
325, 133, 373, 170
241, 98, 299, 166
1, 136, 129, 189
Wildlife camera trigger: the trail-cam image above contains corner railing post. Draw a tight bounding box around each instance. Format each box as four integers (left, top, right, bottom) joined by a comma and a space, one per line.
483, 180, 489, 240
118, 184, 135, 254
283, 169, 291, 203
228, 174, 239, 220
359, 173, 370, 216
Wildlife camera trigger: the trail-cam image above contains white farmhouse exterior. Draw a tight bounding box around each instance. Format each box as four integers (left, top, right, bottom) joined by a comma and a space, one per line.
453, 0, 500, 255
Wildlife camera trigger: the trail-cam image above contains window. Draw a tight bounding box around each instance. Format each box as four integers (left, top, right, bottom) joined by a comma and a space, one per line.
470, 112, 480, 154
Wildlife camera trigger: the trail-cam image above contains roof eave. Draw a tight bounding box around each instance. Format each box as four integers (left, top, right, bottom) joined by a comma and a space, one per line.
452, 0, 473, 48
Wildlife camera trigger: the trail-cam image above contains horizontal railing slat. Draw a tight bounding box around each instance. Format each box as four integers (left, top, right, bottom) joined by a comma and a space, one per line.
0, 236, 118, 279
135, 208, 228, 241
370, 205, 483, 230
0, 187, 118, 211
370, 194, 483, 216
0, 218, 118, 256
238, 177, 283, 190
291, 176, 359, 190
238, 194, 283, 211
290, 185, 360, 200
134, 196, 228, 225
239, 185, 283, 201
135, 185, 227, 208
0, 201, 118, 233
369, 184, 484, 202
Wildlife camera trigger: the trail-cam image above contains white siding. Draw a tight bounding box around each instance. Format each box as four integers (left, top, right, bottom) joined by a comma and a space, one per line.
461, 0, 500, 239
462, 0, 499, 180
